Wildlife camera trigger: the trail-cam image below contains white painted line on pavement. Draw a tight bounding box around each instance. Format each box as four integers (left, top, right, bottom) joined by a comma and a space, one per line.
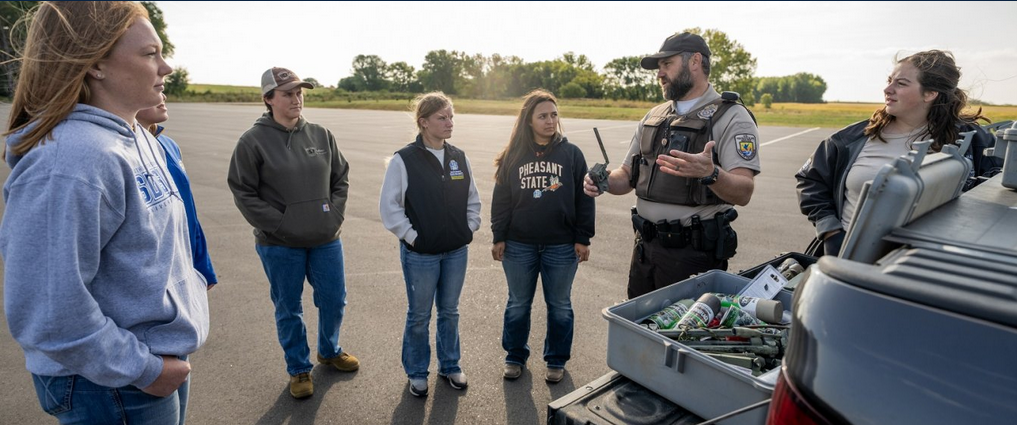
761, 127, 820, 147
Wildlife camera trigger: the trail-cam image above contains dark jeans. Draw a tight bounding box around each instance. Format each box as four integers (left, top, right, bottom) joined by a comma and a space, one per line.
627, 236, 727, 299
501, 242, 578, 369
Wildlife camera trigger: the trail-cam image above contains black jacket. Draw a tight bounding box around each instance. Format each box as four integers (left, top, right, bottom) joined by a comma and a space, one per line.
795, 120, 996, 239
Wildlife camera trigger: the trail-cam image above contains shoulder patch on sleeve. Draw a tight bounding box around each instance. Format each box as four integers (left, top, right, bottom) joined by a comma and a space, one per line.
798, 157, 812, 175
735, 134, 757, 160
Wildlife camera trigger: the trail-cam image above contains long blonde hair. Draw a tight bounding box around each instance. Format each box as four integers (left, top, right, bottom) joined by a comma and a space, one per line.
4, 1, 148, 156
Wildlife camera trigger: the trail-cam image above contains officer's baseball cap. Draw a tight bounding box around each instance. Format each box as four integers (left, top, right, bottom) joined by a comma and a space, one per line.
640, 32, 711, 70
261, 67, 314, 96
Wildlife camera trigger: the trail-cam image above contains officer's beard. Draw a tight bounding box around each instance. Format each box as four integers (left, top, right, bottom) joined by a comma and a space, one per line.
662, 61, 694, 101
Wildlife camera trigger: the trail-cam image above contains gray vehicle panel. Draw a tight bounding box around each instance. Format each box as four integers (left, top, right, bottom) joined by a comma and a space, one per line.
787, 262, 1017, 424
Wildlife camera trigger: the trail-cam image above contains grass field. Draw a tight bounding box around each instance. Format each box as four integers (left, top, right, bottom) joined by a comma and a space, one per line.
183, 84, 1017, 128
188, 84, 262, 94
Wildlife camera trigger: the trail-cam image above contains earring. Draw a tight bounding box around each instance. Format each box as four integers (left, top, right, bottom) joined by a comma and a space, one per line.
95, 72, 103, 79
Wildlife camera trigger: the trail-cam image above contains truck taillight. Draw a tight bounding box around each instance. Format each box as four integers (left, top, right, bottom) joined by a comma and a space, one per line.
766, 367, 832, 425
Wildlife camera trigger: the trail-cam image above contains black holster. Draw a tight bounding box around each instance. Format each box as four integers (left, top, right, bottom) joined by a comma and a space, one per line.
631, 208, 657, 242
691, 210, 738, 260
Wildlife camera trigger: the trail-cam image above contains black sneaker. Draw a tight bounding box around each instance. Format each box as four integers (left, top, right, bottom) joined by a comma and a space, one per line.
408, 378, 428, 397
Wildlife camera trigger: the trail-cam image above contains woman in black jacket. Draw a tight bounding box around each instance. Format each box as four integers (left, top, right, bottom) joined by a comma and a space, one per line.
491, 90, 595, 383
796, 50, 992, 256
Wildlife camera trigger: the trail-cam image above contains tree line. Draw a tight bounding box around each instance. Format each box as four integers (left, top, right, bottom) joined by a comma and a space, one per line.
332, 28, 827, 104
0, 5, 828, 105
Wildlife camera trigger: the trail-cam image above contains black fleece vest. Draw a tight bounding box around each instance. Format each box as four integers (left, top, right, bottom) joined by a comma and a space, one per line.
397, 137, 473, 254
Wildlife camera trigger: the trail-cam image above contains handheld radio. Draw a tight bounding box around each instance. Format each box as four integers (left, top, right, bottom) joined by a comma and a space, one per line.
589, 127, 611, 194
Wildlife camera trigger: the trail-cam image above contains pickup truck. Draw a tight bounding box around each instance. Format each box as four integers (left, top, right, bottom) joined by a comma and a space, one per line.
550, 122, 1017, 425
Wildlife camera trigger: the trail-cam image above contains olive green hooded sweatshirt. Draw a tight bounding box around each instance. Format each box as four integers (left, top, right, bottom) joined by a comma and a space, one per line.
228, 113, 349, 247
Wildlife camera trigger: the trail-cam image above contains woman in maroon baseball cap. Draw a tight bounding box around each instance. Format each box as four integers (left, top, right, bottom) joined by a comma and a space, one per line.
228, 66, 359, 399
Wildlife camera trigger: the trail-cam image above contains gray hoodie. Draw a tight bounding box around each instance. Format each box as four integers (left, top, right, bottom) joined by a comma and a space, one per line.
227, 113, 349, 248
0, 104, 209, 389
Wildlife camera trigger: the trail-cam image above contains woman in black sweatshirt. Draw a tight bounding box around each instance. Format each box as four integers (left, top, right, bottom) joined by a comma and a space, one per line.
491, 89, 595, 383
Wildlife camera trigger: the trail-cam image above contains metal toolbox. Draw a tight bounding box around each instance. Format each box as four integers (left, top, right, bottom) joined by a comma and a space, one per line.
602, 270, 793, 425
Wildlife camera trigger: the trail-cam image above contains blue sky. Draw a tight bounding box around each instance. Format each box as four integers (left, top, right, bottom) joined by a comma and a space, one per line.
159, 1, 1017, 104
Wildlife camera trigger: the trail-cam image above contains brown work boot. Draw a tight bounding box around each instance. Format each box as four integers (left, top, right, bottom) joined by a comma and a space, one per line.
317, 352, 360, 372
289, 372, 313, 398
503, 363, 523, 380
546, 367, 565, 383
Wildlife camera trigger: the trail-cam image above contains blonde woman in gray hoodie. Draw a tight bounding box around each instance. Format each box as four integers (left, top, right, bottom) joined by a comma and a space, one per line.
1, 2, 207, 424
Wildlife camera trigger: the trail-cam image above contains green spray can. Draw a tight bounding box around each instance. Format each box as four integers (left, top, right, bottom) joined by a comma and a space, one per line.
640, 299, 695, 331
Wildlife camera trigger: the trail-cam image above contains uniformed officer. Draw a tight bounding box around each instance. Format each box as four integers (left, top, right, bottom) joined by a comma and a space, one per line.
584, 32, 761, 299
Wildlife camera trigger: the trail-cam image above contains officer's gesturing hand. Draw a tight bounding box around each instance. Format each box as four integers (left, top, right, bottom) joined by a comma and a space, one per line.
655, 140, 756, 206
656, 140, 716, 179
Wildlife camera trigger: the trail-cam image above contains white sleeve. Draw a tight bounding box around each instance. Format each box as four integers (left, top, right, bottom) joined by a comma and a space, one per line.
379, 154, 418, 245
464, 154, 482, 232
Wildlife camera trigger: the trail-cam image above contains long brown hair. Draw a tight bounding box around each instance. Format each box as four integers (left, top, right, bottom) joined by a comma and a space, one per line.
4, 1, 148, 156
864, 50, 988, 151
494, 89, 563, 185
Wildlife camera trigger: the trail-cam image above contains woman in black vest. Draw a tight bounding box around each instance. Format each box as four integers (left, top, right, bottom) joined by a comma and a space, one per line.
379, 92, 481, 397
491, 90, 596, 383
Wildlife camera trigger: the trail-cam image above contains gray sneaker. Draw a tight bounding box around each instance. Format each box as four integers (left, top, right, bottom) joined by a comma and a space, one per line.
408, 378, 428, 397
439, 372, 468, 390
503, 363, 523, 380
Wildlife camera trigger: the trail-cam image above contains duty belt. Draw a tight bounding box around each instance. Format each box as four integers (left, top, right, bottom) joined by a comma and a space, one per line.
631, 207, 740, 257
631, 208, 688, 248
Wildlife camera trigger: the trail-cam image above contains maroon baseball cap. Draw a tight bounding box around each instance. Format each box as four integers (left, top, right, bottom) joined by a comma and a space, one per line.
261, 67, 314, 96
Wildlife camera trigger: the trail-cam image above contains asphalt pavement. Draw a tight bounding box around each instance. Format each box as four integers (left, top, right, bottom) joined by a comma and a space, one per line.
0, 103, 833, 424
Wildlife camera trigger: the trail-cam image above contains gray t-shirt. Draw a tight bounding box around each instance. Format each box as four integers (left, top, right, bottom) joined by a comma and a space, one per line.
841, 131, 919, 229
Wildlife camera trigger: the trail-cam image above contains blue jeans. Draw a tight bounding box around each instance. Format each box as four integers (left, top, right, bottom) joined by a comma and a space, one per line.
400, 243, 468, 379
32, 373, 189, 425
255, 238, 348, 376
501, 241, 578, 369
